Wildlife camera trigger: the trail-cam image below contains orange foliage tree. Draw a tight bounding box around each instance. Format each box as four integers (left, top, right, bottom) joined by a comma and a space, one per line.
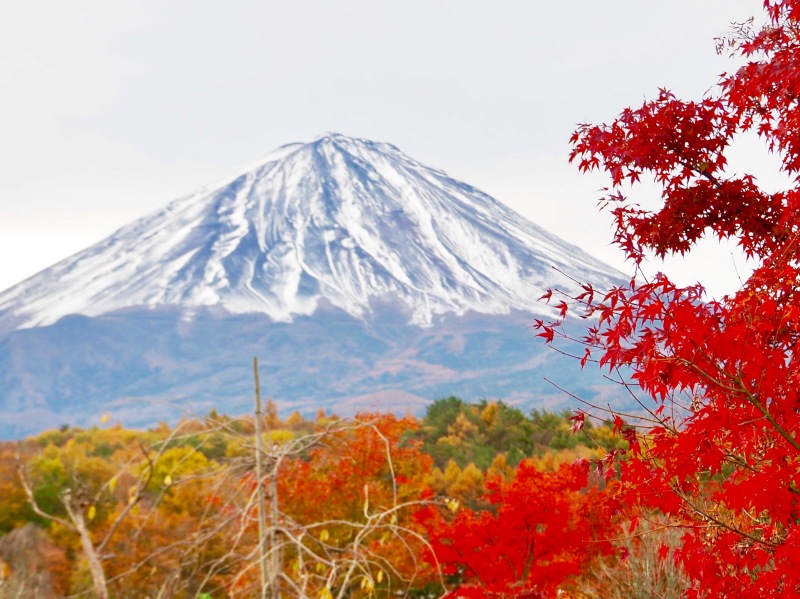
220, 412, 444, 598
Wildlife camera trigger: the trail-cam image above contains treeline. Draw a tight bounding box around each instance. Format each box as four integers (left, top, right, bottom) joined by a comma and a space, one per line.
0, 398, 683, 598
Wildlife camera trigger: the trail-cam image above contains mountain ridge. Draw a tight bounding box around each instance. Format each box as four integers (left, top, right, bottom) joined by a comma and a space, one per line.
0, 133, 622, 332
0, 134, 627, 436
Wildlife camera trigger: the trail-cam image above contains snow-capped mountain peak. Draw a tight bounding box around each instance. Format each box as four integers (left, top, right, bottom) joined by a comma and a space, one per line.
0, 134, 622, 331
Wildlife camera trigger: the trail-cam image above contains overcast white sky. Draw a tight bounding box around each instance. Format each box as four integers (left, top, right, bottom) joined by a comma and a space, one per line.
0, 1, 773, 297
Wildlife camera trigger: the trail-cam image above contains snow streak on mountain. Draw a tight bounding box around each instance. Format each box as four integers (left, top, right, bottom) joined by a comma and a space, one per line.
0, 134, 621, 331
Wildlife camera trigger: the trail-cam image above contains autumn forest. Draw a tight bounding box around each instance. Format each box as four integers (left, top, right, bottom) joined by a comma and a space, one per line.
1, 399, 664, 598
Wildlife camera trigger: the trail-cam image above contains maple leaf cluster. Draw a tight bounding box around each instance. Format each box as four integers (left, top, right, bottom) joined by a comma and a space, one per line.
417, 460, 619, 598
535, 1, 800, 595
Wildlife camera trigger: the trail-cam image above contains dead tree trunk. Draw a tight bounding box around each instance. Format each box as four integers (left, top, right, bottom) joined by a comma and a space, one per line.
61, 490, 109, 599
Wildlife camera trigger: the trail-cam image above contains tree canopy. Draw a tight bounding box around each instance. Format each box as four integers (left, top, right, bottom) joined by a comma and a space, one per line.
536, 1, 800, 595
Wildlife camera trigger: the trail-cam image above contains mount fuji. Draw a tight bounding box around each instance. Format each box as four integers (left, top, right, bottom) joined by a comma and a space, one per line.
0, 134, 625, 437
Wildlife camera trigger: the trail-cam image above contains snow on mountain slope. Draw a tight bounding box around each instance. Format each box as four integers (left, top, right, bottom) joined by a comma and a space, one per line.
0, 133, 623, 331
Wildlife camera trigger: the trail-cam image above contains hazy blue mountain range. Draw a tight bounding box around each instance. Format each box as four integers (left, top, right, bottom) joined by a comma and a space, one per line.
0, 134, 626, 437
